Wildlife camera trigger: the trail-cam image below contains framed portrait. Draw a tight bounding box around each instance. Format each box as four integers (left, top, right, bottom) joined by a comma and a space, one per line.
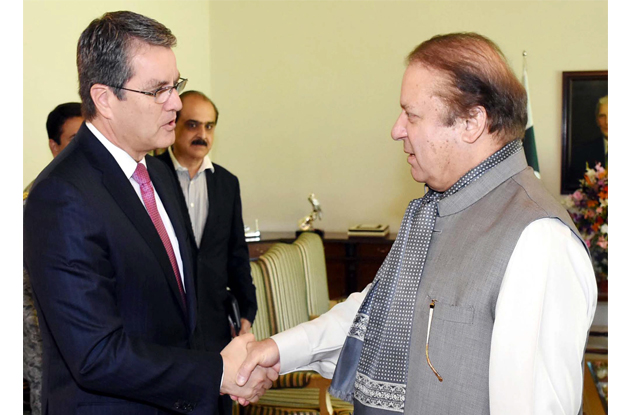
560, 70, 608, 194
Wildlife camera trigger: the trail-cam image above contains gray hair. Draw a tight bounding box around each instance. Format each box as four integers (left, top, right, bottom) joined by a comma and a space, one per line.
77, 11, 177, 120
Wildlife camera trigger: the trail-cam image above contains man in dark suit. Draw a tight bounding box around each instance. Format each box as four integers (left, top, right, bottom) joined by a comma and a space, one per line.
157, 91, 258, 414
23, 11, 275, 415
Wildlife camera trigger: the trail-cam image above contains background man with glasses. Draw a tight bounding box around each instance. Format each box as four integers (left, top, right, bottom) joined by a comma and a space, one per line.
157, 90, 258, 415
23, 11, 276, 415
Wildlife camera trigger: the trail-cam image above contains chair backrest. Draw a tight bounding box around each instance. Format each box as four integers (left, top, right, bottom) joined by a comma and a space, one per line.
249, 260, 275, 340
293, 232, 331, 317
259, 243, 310, 332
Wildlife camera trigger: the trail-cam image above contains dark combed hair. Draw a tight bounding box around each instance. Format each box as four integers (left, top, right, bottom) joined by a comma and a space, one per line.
77, 11, 177, 120
176, 90, 220, 124
46, 102, 83, 144
407, 32, 527, 143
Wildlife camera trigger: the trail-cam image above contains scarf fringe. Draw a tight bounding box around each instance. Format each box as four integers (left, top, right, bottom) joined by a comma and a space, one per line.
328, 386, 354, 403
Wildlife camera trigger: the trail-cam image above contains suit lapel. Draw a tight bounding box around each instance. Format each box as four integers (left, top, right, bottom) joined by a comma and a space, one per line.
199, 170, 218, 251
159, 151, 200, 251
79, 126, 188, 321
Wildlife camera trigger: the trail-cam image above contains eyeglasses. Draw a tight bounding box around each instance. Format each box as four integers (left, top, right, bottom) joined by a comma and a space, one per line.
112, 78, 188, 104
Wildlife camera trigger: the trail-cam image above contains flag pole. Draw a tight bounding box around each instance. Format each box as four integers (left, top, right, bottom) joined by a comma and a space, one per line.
523, 50, 527, 67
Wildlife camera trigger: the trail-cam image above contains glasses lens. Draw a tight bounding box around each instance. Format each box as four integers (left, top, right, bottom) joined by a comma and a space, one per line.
154, 88, 170, 104
176, 78, 187, 94
154, 79, 186, 104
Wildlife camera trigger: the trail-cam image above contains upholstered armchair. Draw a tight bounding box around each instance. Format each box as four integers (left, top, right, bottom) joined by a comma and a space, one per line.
293, 232, 331, 319
241, 243, 353, 415
249, 260, 275, 341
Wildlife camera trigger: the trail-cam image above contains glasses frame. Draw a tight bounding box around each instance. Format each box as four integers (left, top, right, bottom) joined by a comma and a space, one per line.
112, 78, 187, 103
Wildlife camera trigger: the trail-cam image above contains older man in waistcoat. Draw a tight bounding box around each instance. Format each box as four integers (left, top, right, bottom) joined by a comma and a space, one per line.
234, 33, 597, 415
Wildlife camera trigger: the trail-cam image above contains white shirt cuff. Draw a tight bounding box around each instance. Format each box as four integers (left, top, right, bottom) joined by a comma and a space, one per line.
272, 325, 315, 373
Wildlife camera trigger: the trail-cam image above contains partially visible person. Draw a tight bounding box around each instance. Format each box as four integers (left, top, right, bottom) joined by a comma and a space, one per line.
158, 91, 258, 415
23, 11, 275, 415
235, 32, 597, 415
23, 268, 43, 415
23, 101, 83, 415
24, 102, 83, 194
593, 95, 608, 167
596, 95, 608, 140
571, 94, 608, 182
47, 102, 84, 158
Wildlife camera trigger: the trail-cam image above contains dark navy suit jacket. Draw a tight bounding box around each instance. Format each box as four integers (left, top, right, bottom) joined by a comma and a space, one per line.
23, 124, 222, 415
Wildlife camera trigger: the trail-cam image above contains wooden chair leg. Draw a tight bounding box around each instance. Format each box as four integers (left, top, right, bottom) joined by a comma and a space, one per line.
309, 376, 333, 415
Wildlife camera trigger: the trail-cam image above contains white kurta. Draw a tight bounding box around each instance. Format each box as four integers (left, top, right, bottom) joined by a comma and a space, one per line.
272, 218, 597, 415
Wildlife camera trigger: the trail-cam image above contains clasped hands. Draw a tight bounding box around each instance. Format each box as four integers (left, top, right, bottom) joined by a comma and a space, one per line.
220, 334, 281, 405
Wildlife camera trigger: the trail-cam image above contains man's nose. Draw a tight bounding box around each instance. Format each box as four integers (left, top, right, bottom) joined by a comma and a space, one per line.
391, 114, 407, 141
167, 89, 183, 112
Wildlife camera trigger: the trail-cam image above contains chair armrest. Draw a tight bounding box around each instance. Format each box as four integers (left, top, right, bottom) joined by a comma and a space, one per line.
270, 372, 334, 415
272, 372, 314, 389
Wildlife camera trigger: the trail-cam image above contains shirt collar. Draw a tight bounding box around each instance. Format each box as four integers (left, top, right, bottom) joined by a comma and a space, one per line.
167, 146, 215, 174
86, 122, 146, 179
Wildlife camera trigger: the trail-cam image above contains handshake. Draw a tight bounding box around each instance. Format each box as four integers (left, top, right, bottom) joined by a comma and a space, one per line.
219, 334, 281, 405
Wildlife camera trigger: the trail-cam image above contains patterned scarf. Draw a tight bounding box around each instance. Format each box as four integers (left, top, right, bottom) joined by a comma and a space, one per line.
329, 139, 523, 413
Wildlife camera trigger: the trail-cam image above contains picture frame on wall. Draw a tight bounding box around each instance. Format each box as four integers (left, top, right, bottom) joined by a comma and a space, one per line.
561, 70, 608, 194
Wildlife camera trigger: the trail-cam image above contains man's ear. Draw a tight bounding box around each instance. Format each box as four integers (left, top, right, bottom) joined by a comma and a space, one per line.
48, 139, 59, 158
90, 84, 115, 120
461, 106, 487, 144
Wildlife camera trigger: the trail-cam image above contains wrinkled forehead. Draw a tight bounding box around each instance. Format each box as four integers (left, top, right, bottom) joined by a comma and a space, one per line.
400, 63, 449, 104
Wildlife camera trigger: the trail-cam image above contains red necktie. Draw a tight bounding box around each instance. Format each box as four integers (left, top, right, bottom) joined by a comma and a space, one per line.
132, 163, 186, 308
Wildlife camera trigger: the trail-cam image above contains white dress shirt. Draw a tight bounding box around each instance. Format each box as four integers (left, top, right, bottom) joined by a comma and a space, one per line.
272, 218, 597, 414
167, 146, 214, 248
86, 122, 185, 290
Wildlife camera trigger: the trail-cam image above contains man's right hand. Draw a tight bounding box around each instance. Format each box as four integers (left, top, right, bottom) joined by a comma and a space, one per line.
229, 338, 281, 405
237, 338, 281, 385
220, 334, 278, 403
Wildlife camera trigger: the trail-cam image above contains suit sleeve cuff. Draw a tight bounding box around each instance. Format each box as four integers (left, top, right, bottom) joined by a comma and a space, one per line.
242, 310, 256, 325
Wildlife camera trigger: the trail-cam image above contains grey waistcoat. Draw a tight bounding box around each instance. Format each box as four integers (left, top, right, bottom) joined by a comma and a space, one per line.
394, 151, 586, 414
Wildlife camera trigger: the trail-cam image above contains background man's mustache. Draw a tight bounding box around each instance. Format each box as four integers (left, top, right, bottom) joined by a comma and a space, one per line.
191, 139, 208, 146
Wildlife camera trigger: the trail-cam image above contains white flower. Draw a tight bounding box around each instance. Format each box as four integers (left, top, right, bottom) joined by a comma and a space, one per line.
601, 224, 608, 234
585, 168, 597, 182
562, 197, 575, 209
601, 198, 608, 207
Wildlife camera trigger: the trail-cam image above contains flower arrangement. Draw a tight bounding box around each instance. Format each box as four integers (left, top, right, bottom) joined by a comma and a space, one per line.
564, 163, 608, 281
